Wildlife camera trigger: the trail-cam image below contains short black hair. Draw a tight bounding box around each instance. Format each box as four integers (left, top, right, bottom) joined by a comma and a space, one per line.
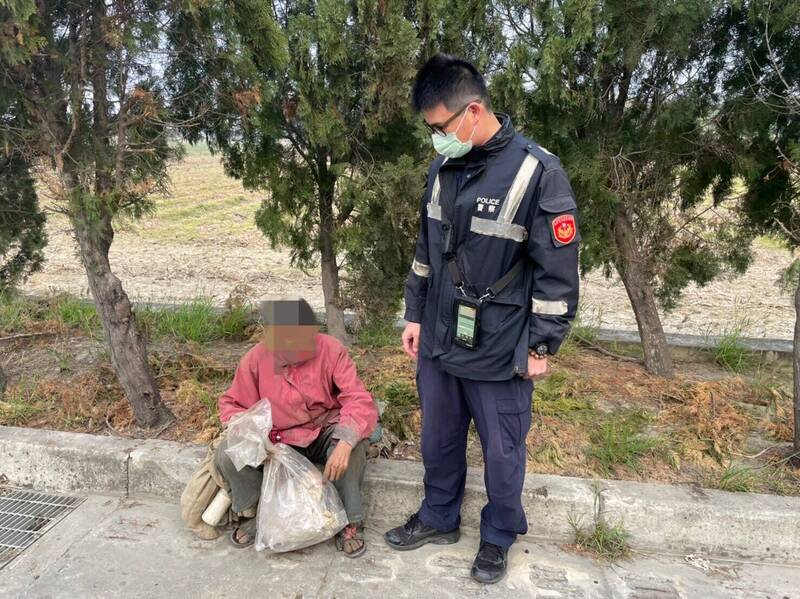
411, 54, 491, 113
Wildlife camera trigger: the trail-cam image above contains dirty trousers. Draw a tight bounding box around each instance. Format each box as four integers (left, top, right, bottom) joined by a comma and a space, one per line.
214, 426, 368, 524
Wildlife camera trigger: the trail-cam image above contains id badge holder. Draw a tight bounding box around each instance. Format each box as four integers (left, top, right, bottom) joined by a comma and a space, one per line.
454, 295, 482, 350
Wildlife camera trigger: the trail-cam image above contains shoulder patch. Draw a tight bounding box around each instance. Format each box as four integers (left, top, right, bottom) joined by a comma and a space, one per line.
549, 213, 577, 247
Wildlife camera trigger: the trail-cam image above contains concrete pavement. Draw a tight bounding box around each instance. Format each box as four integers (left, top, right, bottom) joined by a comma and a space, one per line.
3, 425, 800, 563
1, 494, 798, 599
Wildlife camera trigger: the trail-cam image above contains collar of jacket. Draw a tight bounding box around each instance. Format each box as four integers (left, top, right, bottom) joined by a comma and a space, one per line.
445, 113, 516, 167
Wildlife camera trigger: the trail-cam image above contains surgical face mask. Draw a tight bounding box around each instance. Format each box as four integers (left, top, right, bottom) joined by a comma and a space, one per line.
431, 109, 477, 158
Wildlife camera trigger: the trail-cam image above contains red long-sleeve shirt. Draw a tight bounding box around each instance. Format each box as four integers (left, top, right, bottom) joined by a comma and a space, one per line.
218, 333, 377, 448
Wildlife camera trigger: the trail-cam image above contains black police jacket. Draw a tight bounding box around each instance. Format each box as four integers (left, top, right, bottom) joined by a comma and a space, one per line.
403, 114, 580, 381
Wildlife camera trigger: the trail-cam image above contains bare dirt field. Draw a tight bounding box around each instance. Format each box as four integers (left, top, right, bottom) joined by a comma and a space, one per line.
22, 149, 798, 339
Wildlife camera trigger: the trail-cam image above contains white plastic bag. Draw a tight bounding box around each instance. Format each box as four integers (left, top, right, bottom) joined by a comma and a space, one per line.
223, 399, 348, 552
224, 399, 273, 471
255, 443, 348, 553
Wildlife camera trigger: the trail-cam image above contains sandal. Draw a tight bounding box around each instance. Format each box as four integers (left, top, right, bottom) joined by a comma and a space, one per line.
229, 518, 256, 548
336, 523, 366, 558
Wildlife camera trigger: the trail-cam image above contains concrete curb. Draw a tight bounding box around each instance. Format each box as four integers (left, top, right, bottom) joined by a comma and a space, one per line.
2, 425, 799, 563
592, 328, 793, 360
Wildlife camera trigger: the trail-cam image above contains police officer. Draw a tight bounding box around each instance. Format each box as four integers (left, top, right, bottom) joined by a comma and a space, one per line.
383, 54, 580, 584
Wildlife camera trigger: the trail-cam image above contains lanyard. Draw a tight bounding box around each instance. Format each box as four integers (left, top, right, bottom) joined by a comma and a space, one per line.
440, 203, 526, 303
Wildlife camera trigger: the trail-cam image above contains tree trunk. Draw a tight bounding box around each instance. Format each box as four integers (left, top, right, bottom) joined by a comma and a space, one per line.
613, 208, 674, 377
70, 0, 170, 428
320, 244, 348, 344
793, 279, 800, 452
0, 364, 6, 399
73, 215, 173, 428
317, 172, 349, 344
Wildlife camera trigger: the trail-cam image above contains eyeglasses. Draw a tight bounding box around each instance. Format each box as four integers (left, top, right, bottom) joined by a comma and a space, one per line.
423, 100, 480, 136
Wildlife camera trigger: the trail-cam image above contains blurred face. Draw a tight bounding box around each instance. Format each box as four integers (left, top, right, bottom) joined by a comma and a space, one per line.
261, 324, 318, 368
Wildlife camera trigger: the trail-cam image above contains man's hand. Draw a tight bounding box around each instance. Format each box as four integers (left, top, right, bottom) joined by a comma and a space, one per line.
524, 355, 548, 380
324, 440, 353, 481
401, 322, 421, 359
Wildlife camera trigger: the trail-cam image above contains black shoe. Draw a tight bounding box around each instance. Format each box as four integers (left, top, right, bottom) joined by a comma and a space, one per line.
471, 540, 508, 584
383, 512, 460, 551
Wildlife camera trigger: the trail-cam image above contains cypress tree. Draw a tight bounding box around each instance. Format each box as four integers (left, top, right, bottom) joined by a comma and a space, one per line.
0, 0, 181, 427
169, 0, 423, 341
717, 0, 799, 450
491, 0, 752, 377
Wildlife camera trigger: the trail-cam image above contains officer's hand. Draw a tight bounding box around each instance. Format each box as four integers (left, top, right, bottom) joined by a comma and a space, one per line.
324, 440, 352, 481
402, 322, 421, 359
524, 355, 548, 379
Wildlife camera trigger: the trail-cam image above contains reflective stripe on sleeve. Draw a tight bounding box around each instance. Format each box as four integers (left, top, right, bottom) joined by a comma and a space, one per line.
411, 258, 431, 278
531, 298, 568, 316
427, 202, 441, 220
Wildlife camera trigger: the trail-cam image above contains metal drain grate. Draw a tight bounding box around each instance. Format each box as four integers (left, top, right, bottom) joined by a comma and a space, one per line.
0, 487, 84, 570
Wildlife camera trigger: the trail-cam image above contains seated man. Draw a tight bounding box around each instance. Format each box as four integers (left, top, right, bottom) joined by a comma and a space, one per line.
215, 299, 378, 557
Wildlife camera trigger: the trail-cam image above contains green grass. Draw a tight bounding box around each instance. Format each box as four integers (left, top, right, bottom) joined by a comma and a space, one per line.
46, 347, 76, 374
355, 318, 400, 348
378, 380, 419, 441
3, 290, 252, 343
569, 516, 632, 561
558, 314, 599, 357
530, 439, 566, 468
179, 378, 221, 420
138, 299, 252, 343
157, 194, 251, 221
47, 295, 101, 335
570, 321, 599, 344
139, 301, 217, 342
560, 312, 645, 361
217, 303, 253, 339
605, 340, 644, 360
713, 329, 756, 373
140, 153, 260, 243
149, 350, 234, 385
1, 292, 102, 336
761, 462, 800, 496
0, 291, 44, 332
586, 410, 661, 476
197, 385, 219, 420
533, 371, 595, 421
713, 463, 762, 493
568, 482, 631, 561
756, 234, 788, 251
0, 380, 45, 426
